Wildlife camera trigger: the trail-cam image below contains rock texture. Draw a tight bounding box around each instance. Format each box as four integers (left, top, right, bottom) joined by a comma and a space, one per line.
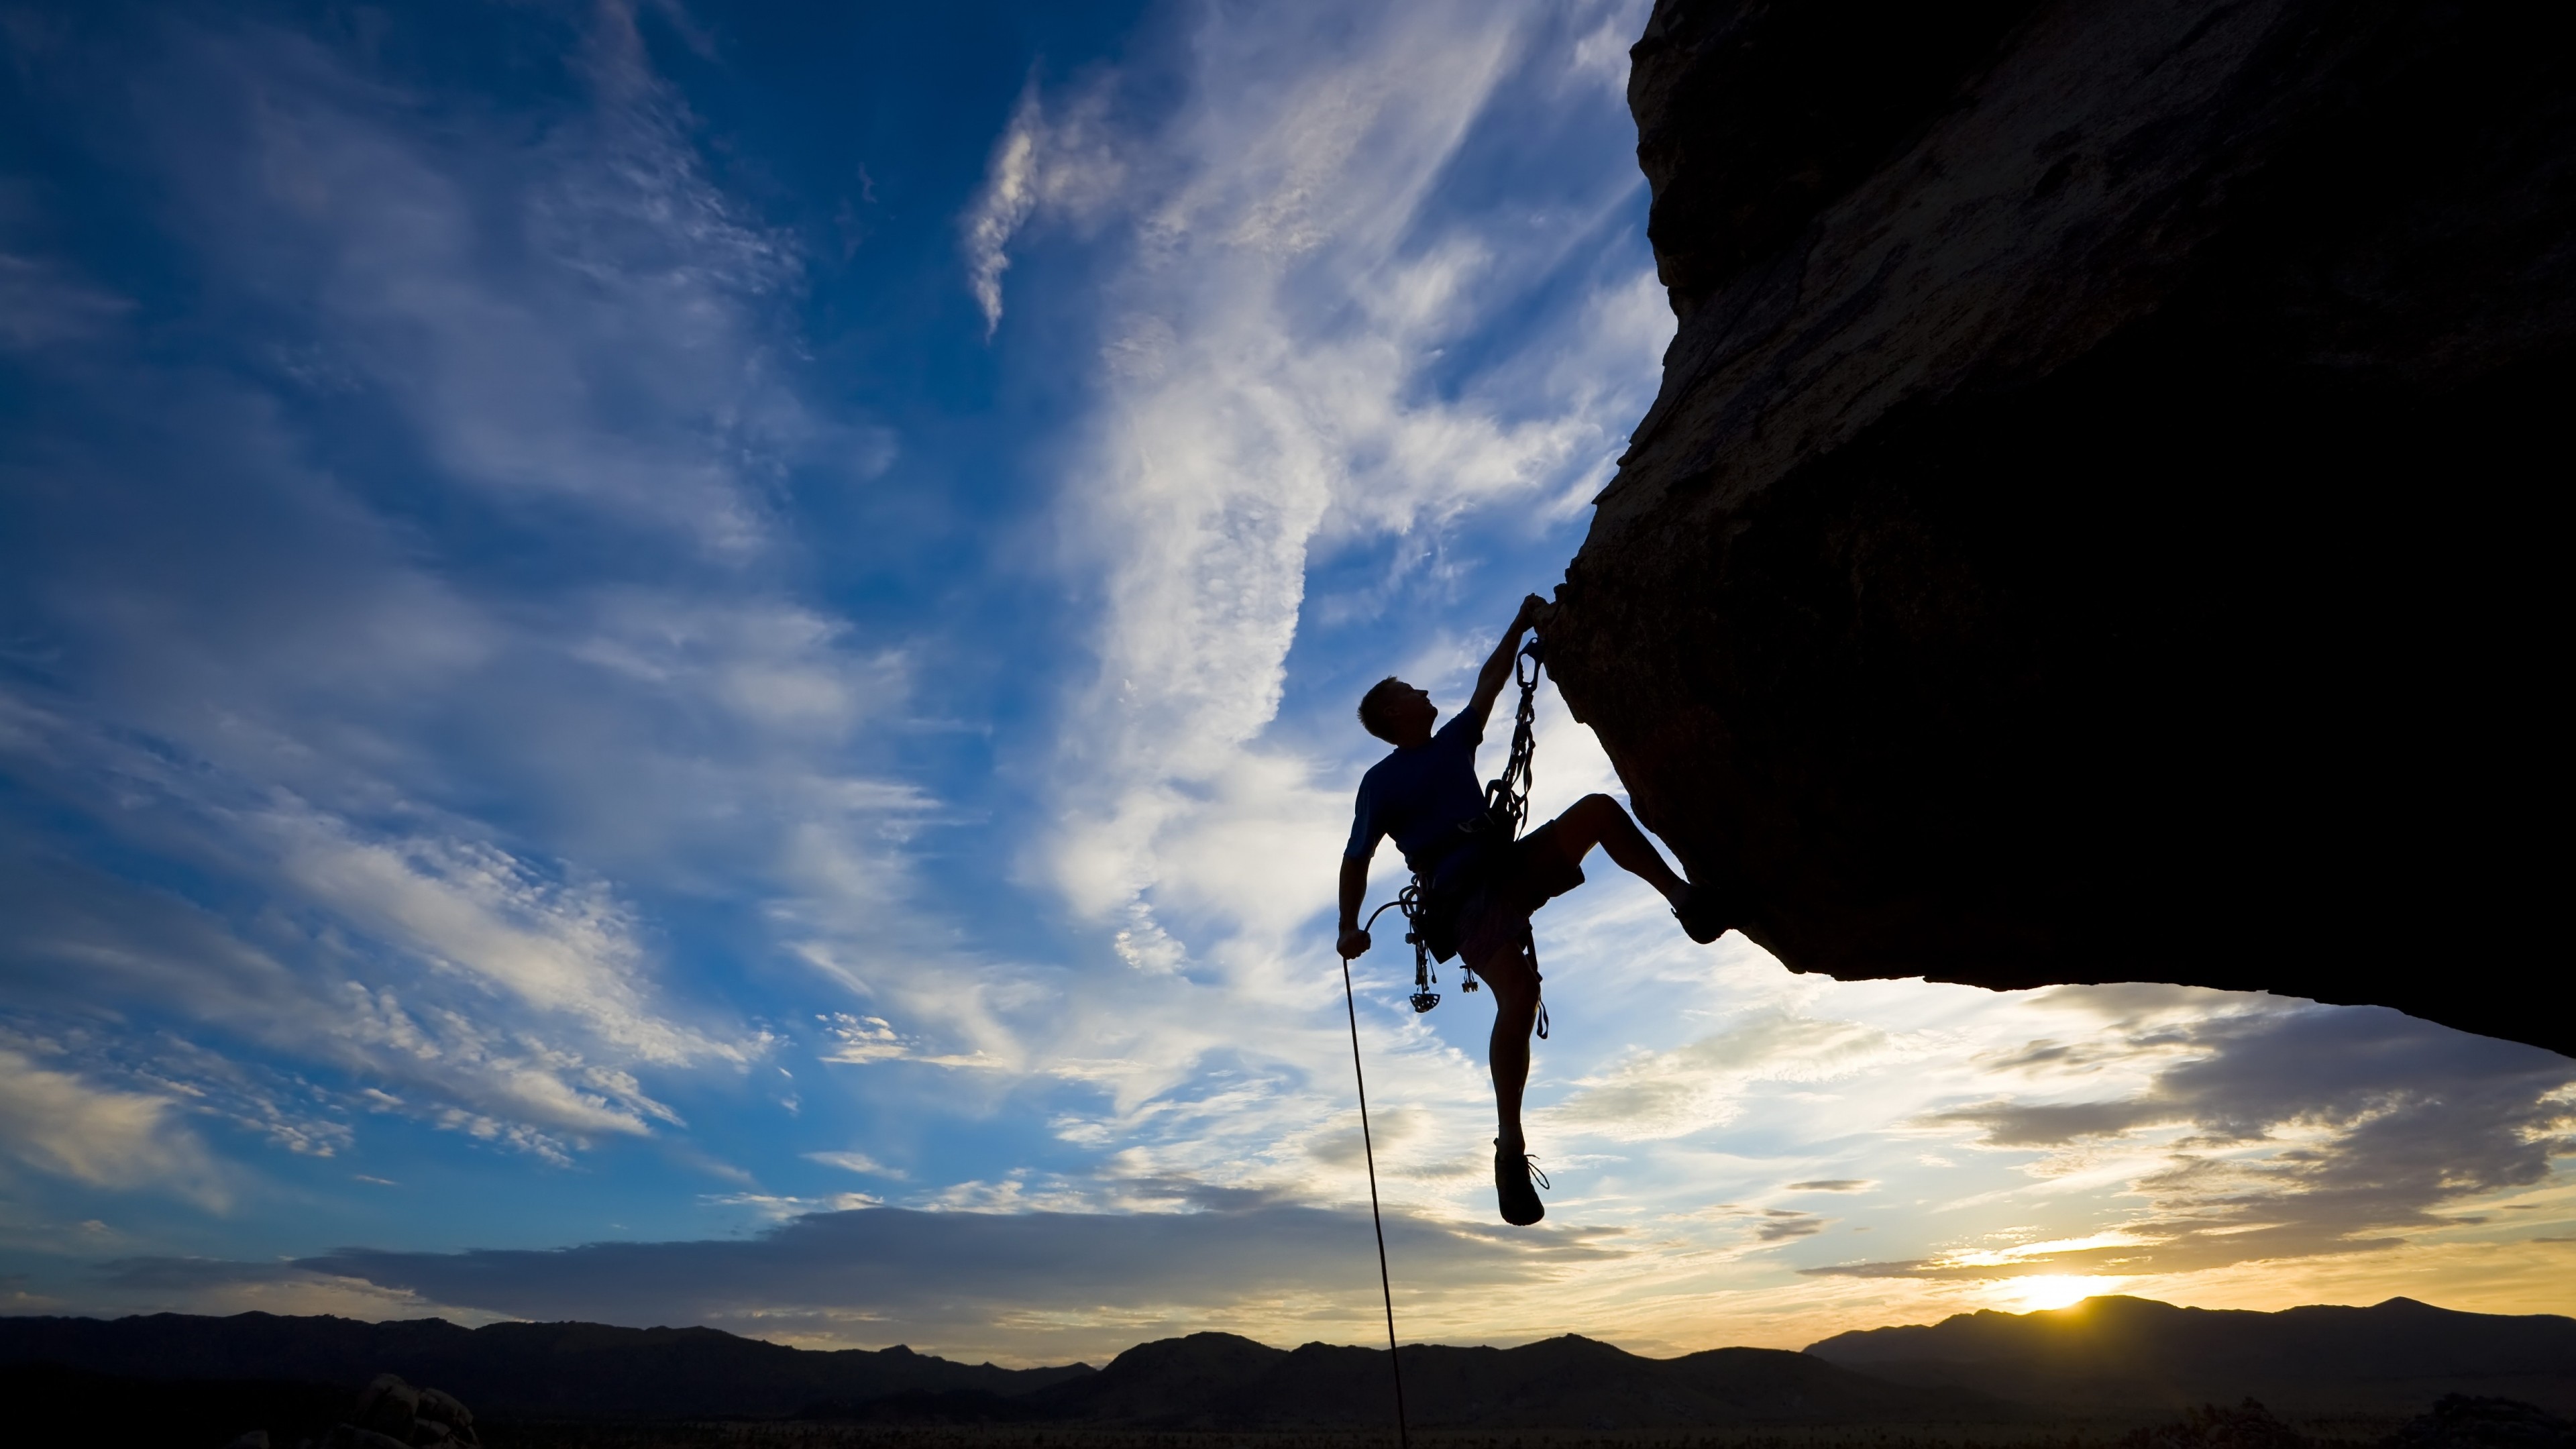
331, 1373, 480, 1449
1550, 0, 2571, 1055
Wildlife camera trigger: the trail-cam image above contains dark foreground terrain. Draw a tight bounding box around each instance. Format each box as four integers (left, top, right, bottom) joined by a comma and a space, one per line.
470, 1430, 2296, 1449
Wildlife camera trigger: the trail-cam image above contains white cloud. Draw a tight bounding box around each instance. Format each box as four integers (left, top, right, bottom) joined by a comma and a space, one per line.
806, 1148, 904, 1179
963, 78, 1128, 334
0, 1046, 223, 1205
963, 85, 1042, 335
1562, 0, 1652, 95
264, 810, 722, 1070
1550, 1010, 1925, 1141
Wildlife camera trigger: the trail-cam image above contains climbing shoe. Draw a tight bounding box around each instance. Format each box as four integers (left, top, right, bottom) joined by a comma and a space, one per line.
1674, 882, 1733, 945
1494, 1139, 1549, 1226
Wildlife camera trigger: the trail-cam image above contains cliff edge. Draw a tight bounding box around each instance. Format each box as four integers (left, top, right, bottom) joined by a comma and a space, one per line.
1549, 0, 2569, 1055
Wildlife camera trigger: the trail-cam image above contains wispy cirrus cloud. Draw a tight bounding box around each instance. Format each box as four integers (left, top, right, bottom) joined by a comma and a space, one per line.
185, 7, 811, 553
961, 78, 1125, 335
0, 1, 914, 1177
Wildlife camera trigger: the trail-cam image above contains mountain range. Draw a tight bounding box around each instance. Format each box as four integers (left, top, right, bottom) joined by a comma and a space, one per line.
3, 1295, 2571, 1426
1003, 1330, 1998, 1428
0, 1312, 1081, 1419
1807, 1295, 2576, 1415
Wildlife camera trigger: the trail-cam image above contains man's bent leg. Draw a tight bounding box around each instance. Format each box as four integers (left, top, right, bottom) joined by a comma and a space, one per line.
1549, 794, 1688, 907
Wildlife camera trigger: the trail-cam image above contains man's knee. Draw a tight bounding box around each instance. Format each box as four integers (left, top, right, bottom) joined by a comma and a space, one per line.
1472, 946, 1539, 1002
1562, 792, 1625, 835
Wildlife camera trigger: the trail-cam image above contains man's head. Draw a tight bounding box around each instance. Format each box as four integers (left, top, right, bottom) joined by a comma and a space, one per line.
1357, 676, 1437, 745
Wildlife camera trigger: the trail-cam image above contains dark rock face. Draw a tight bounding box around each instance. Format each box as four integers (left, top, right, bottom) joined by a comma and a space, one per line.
1552, 0, 2571, 1054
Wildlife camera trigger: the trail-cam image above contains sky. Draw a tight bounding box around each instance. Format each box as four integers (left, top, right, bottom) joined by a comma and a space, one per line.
1, 0, 2571, 1369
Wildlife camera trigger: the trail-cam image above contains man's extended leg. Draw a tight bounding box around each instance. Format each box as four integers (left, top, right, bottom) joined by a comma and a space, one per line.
1472, 928, 1547, 1226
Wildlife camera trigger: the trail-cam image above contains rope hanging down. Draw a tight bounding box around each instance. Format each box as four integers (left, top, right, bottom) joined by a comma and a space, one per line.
1338, 952, 1410, 1449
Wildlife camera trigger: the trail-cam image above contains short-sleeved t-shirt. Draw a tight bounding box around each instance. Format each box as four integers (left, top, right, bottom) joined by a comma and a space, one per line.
1345, 713, 1488, 878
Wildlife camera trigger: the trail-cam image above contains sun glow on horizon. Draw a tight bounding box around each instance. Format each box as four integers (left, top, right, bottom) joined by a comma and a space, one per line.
1999, 1275, 2130, 1312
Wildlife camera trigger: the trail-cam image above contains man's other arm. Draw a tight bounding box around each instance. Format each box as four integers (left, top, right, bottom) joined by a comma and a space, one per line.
1337, 853, 1373, 959
1460, 593, 1548, 735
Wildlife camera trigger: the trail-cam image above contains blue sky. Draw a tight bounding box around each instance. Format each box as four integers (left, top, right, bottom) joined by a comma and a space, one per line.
2, 0, 2570, 1366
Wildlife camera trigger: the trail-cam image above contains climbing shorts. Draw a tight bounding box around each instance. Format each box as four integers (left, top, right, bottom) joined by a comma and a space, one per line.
1419, 821, 1585, 965
1483, 820, 1587, 918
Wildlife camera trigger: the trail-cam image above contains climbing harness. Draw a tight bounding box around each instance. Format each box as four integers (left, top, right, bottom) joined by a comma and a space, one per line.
1366, 638, 1550, 1037
1337, 636, 1552, 1449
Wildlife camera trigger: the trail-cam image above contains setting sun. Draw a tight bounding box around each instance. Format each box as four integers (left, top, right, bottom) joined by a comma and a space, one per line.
2002, 1276, 2129, 1312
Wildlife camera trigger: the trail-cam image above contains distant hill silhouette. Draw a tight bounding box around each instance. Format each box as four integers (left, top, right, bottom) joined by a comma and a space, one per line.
0, 1312, 1089, 1419
1016, 1330, 2011, 1428
1807, 1295, 2576, 1415
7, 1295, 2570, 1427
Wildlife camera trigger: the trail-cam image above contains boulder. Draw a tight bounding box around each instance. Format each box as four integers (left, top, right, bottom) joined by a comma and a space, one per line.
352, 1374, 419, 1442
306, 1374, 478, 1449
2383, 1395, 2576, 1449
1550, 0, 2572, 1055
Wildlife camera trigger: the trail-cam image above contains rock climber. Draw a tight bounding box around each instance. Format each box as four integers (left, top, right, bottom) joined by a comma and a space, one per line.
1336, 592, 1730, 1226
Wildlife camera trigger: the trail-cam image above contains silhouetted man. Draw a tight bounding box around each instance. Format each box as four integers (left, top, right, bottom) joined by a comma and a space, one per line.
1336, 593, 1729, 1225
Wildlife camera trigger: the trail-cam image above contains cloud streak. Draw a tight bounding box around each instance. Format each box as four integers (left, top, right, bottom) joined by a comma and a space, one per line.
105, 1199, 1627, 1362
1801, 1003, 2576, 1284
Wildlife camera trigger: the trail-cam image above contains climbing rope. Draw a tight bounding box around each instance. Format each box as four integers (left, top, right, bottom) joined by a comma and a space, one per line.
1338, 951, 1410, 1449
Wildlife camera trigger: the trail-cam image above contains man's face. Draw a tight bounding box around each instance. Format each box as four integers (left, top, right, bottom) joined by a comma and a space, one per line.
1386, 680, 1438, 737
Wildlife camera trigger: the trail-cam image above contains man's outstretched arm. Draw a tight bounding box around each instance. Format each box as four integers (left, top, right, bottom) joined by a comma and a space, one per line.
1460, 592, 1549, 736
1336, 853, 1373, 959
